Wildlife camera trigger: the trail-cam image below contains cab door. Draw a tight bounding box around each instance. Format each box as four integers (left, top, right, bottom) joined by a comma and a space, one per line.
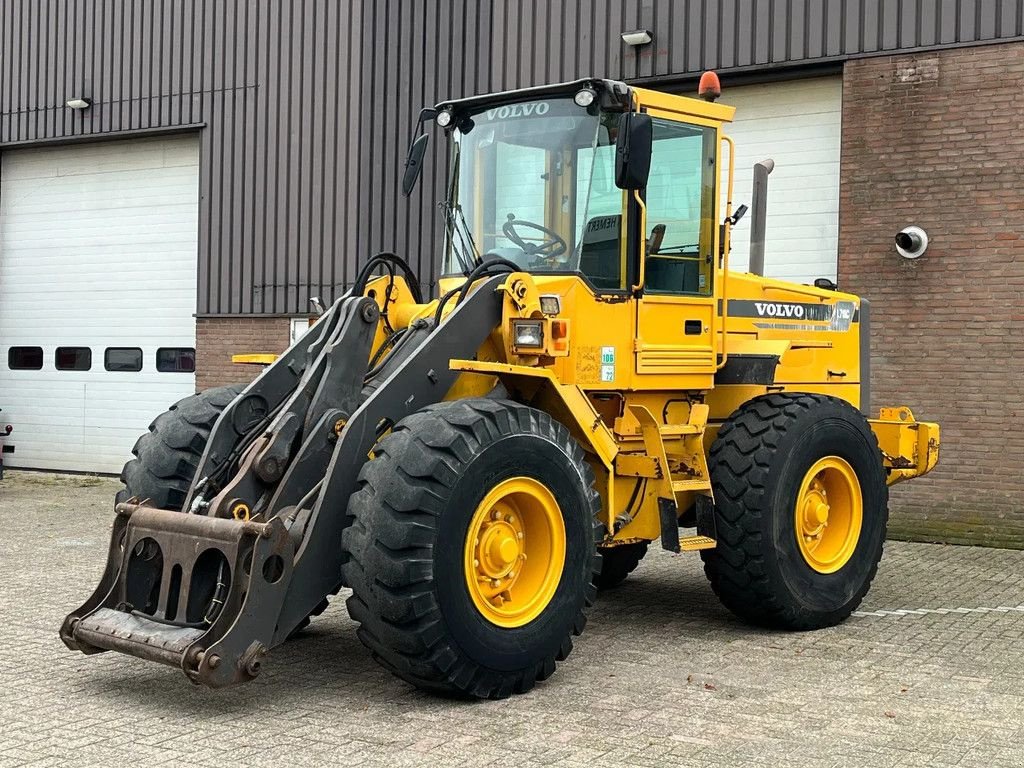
634, 114, 720, 389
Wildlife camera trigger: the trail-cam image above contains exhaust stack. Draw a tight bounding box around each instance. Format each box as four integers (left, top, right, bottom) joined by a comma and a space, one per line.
748, 159, 775, 276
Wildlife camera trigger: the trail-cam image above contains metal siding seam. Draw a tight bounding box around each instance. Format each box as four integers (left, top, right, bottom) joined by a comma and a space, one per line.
0, 2, 6, 142
196, 0, 211, 314
260, 1, 280, 315
321, 0, 336, 300
187, 0, 195, 125
245, 0, 263, 315
316, 0, 333, 305
33, 0, 41, 138
717, 0, 726, 68
344, 0, 365, 291
160, 0, 170, 128
427, 0, 444, 287
228, 0, 243, 315
143, 0, 152, 128
310, 0, 324, 308
382, 0, 397, 254
281, 0, 298, 315
17, 0, 25, 139
47, 0, 56, 138
129, 0, 138, 131
174, 0, 184, 126
216, 0, 229, 314
36, 0, 46, 139
87, 0, 97, 134
395, 0, 412, 259
334, 0, 352, 295
298, 0, 313, 312
110, 0, 119, 133
238, 0, 254, 315
401, 0, 421, 266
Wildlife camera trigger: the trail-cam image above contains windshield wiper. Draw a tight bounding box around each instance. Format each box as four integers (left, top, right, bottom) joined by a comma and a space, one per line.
440, 200, 479, 275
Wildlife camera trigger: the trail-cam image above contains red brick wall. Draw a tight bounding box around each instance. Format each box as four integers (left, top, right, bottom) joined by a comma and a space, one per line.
195, 317, 291, 391
840, 44, 1024, 548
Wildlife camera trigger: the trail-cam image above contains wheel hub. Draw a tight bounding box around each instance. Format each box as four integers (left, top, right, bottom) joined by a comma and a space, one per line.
794, 456, 864, 574
475, 513, 523, 580
800, 487, 830, 536
464, 477, 566, 627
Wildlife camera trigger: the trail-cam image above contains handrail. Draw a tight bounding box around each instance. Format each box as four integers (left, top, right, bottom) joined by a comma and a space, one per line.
631, 188, 648, 292
717, 134, 736, 371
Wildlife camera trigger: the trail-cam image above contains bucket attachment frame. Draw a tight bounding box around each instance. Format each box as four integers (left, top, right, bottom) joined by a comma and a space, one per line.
61, 275, 505, 687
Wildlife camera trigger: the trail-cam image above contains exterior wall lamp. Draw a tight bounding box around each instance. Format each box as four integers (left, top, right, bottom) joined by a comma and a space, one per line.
621, 30, 652, 46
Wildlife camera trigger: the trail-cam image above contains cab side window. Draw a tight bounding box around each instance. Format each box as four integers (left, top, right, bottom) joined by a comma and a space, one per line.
644, 119, 717, 296
576, 143, 624, 290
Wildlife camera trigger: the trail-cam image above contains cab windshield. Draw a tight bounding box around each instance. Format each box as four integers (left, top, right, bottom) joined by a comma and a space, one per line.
442, 97, 626, 289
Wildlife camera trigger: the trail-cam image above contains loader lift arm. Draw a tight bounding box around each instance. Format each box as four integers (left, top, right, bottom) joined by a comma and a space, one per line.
61, 275, 505, 688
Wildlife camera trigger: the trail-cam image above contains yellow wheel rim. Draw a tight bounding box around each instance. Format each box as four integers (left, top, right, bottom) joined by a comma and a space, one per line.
794, 456, 863, 574
463, 476, 566, 628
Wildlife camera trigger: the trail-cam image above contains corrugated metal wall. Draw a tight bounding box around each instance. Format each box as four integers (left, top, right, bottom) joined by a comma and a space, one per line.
2, 0, 1023, 314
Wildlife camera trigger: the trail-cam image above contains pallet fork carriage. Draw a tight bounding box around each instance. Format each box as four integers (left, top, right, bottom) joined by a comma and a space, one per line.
62, 75, 939, 698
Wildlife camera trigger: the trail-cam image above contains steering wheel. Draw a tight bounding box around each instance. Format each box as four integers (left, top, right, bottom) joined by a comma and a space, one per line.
501, 214, 568, 262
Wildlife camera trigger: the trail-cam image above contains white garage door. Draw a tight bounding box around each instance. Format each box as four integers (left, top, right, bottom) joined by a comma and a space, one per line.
722, 76, 842, 283
0, 134, 199, 473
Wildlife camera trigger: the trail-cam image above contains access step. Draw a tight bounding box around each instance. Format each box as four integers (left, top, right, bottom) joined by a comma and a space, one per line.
679, 535, 716, 551
671, 478, 710, 493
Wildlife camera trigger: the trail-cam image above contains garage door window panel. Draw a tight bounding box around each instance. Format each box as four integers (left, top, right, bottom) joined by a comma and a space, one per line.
55, 347, 92, 371
105, 347, 143, 372
157, 348, 196, 373
8, 346, 44, 370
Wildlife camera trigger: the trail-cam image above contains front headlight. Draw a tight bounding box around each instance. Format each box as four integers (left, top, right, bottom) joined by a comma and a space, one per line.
513, 320, 544, 348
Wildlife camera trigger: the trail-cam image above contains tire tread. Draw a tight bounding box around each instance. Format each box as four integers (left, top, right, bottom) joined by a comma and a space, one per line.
701, 393, 888, 630
342, 398, 602, 699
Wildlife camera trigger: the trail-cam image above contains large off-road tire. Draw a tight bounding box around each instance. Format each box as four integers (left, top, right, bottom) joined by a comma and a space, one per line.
117, 384, 246, 510
595, 542, 648, 590
701, 393, 888, 630
342, 398, 601, 699
116, 383, 329, 635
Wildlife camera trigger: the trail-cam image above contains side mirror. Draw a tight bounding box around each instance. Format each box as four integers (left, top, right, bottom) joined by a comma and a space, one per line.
401, 133, 430, 197
400, 107, 440, 198
614, 112, 652, 190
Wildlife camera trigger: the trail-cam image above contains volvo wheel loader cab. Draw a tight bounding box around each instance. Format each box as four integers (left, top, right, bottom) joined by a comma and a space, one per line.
62, 77, 939, 699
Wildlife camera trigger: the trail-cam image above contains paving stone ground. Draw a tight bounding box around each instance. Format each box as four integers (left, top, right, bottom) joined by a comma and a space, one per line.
1, 470, 1023, 767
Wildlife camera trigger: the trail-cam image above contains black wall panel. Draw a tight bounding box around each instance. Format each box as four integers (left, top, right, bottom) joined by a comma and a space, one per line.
2, 0, 1022, 314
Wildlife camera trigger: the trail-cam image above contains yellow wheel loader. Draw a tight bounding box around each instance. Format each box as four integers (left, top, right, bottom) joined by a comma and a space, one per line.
61, 75, 939, 699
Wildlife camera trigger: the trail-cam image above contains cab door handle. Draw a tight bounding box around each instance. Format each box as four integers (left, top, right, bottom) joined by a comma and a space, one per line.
684, 320, 703, 335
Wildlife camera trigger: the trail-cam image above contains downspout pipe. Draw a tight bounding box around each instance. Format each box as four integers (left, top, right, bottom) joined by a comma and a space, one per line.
748, 159, 774, 277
